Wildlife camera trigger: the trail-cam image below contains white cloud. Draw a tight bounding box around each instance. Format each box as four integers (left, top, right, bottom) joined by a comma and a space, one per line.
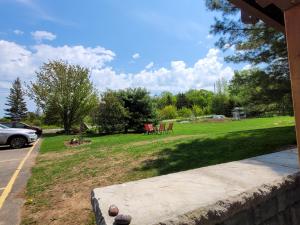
0, 40, 35, 82
0, 40, 232, 93
132, 53, 140, 60
31, 30, 56, 42
93, 48, 234, 93
145, 62, 154, 70
31, 44, 115, 68
0, 39, 115, 84
13, 29, 24, 35
0, 40, 234, 114
0, 40, 116, 114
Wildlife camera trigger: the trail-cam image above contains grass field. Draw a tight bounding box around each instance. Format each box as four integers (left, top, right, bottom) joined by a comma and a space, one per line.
22, 116, 296, 225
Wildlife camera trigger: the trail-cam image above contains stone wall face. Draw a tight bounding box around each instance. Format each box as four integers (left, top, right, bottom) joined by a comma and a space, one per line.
92, 173, 300, 225
91, 191, 106, 225
91, 150, 300, 225
155, 173, 300, 225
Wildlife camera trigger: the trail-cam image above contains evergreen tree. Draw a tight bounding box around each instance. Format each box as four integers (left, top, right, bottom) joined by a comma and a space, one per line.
205, 0, 292, 114
205, 0, 288, 70
176, 93, 189, 109
5, 77, 28, 120
117, 88, 157, 132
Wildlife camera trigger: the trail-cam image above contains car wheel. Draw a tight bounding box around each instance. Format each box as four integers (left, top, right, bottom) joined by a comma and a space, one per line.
10, 136, 27, 149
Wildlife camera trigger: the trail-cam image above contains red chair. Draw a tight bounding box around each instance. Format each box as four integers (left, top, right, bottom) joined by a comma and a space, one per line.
144, 124, 155, 134
148, 124, 155, 134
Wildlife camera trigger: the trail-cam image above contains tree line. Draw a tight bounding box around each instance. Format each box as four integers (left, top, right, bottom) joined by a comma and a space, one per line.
3, 60, 293, 134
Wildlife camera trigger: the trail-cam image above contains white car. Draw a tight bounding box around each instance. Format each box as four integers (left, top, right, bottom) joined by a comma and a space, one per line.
0, 124, 38, 148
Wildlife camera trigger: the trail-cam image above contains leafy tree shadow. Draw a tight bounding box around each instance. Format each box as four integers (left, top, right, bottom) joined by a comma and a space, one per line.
137, 126, 296, 175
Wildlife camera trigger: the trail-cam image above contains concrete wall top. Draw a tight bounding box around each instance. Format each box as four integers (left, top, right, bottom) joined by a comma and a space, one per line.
92, 149, 299, 225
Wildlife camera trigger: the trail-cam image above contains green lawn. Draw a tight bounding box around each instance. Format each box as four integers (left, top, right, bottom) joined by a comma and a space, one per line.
22, 116, 296, 225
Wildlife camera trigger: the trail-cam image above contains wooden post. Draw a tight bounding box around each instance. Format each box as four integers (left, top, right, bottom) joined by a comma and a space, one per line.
285, 4, 300, 163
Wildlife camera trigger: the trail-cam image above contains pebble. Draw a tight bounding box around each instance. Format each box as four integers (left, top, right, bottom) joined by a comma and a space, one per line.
108, 205, 119, 217
114, 214, 132, 225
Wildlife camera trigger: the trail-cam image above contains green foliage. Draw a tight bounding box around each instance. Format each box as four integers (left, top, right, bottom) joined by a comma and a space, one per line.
192, 105, 203, 117
98, 91, 128, 133
178, 107, 193, 118
156, 92, 176, 109
5, 77, 28, 120
0, 117, 10, 122
211, 94, 234, 117
117, 88, 157, 132
154, 89, 215, 118
176, 93, 189, 109
185, 89, 213, 109
29, 61, 98, 133
31, 119, 42, 126
26, 112, 39, 123
158, 105, 178, 120
205, 1, 288, 68
229, 69, 293, 116
215, 77, 229, 95
205, 0, 292, 116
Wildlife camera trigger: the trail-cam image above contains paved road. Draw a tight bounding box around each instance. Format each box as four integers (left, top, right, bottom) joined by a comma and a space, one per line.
0, 142, 39, 225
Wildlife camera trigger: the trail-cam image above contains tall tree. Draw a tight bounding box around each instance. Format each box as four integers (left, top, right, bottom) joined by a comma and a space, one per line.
5, 77, 28, 120
205, 0, 292, 113
205, 0, 288, 70
229, 69, 293, 116
176, 93, 189, 109
185, 89, 213, 109
29, 61, 98, 133
117, 88, 157, 132
156, 91, 176, 109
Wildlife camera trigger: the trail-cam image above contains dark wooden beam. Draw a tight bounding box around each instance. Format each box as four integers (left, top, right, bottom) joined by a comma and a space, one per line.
285, 4, 300, 164
230, 0, 285, 32
257, 0, 300, 10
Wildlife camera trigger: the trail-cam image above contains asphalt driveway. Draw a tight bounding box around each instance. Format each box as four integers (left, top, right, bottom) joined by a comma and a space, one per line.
0, 142, 39, 225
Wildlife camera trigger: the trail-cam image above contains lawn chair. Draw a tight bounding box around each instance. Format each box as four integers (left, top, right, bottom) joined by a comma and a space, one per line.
144, 124, 155, 134
148, 124, 155, 134
158, 123, 166, 134
166, 122, 173, 133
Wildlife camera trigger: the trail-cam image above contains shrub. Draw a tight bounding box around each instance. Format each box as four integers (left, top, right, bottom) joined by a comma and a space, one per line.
158, 105, 178, 120
178, 107, 193, 118
31, 119, 42, 127
98, 91, 128, 133
192, 105, 203, 117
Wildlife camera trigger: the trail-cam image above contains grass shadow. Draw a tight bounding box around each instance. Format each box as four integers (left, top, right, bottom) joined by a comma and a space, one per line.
137, 126, 296, 175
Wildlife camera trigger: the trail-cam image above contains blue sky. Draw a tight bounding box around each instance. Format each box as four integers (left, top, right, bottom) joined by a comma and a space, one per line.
0, 0, 244, 116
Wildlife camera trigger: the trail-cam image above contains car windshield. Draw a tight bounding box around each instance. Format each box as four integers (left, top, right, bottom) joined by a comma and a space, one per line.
0, 124, 9, 129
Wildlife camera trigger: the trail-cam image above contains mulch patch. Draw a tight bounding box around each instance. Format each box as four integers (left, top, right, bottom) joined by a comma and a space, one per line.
64, 140, 92, 147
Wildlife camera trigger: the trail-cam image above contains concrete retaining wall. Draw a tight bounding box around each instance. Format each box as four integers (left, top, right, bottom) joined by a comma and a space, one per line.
155, 173, 300, 225
91, 150, 300, 225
